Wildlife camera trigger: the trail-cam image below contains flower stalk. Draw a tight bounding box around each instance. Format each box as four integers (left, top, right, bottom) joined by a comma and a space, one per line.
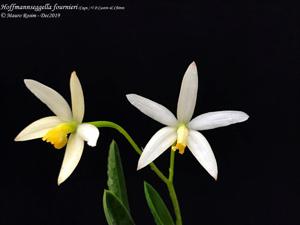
168, 149, 182, 225
89, 120, 182, 224
89, 121, 169, 184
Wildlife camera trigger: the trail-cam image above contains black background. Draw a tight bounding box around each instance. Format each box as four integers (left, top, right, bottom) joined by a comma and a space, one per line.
1, 1, 299, 225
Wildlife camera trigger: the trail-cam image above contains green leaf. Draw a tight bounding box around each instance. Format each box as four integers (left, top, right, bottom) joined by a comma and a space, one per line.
107, 140, 130, 210
144, 181, 175, 225
103, 190, 135, 225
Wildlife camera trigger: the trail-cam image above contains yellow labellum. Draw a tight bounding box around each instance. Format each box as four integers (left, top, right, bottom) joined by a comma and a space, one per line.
42, 123, 76, 149
172, 124, 189, 154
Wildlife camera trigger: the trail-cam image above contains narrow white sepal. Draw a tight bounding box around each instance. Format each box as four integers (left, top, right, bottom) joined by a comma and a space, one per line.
14, 116, 62, 141
189, 111, 249, 131
137, 127, 177, 170
57, 133, 84, 185
187, 130, 218, 180
126, 94, 178, 127
24, 79, 73, 121
70, 72, 85, 123
77, 123, 99, 147
177, 62, 198, 123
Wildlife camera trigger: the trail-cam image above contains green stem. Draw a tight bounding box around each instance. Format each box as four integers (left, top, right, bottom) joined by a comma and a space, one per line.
169, 149, 175, 183
168, 150, 182, 225
88, 121, 169, 184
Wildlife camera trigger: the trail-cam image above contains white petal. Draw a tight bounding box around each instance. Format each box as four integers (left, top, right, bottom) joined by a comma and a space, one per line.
70, 72, 85, 123
187, 130, 218, 180
137, 127, 177, 170
189, 111, 249, 131
14, 116, 62, 141
57, 133, 84, 185
177, 62, 198, 123
24, 79, 73, 121
126, 94, 178, 126
77, 123, 99, 147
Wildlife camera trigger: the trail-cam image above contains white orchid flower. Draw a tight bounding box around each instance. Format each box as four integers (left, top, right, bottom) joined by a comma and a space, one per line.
126, 62, 249, 180
15, 72, 99, 185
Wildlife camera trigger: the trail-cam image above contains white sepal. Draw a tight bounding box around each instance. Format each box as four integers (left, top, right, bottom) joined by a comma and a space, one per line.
15, 116, 62, 141
57, 133, 84, 185
24, 79, 73, 121
189, 111, 249, 131
177, 62, 198, 123
137, 127, 177, 170
126, 94, 178, 127
70, 72, 85, 123
187, 130, 218, 180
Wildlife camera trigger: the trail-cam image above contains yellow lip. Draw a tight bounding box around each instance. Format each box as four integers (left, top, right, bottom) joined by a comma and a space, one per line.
42, 122, 77, 149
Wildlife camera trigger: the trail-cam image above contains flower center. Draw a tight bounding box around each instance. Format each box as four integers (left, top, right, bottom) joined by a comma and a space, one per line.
42, 123, 76, 149
172, 124, 189, 154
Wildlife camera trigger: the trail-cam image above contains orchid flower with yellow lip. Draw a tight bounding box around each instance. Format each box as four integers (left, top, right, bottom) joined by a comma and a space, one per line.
126, 62, 249, 180
15, 72, 99, 185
